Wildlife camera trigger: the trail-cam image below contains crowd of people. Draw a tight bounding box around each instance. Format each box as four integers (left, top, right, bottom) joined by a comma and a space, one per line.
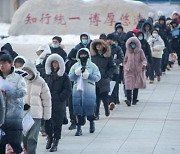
0, 10, 179, 154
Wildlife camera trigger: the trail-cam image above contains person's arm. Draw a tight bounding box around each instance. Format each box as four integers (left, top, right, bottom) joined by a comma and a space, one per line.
105, 56, 116, 78
0, 92, 5, 126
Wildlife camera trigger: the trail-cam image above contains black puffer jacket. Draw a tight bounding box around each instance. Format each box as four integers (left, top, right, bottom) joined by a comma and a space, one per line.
90, 39, 115, 93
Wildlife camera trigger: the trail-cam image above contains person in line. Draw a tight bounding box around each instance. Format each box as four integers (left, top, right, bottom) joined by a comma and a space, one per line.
22, 60, 52, 154
45, 54, 71, 152
90, 39, 115, 119
0, 53, 26, 154
148, 29, 165, 83
69, 48, 101, 136
124, 37, 147, 106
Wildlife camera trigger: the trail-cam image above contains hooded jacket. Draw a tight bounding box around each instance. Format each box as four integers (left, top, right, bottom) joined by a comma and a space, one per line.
23, 60, 52, 120
141, 20, 153, 41
124, 37, 147, 90
45, 54, 71, 125
1, 43, 18, 60
69, 48, 101, 116
90, 39, 115, 93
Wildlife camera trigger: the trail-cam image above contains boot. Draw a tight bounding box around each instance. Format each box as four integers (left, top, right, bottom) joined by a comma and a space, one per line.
132, 99, 139, 105
68, 122, 76, 130
46, 136, 53, 149
125, 100, 131, 106
75, 125, 82, 136
89, 121, 95, 133
50, 138, 59, 152
105, 105, 110, 117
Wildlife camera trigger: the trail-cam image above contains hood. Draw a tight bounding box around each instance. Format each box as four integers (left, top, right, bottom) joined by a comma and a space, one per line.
136, 31, 145, 40
90, 39, 111, 57
125, 31, 134, 42
76, 48, 91, 61
159, 15, 166, 22
114, 22, 123, 31
22, 60, 38, 77
36, 44, 51, 59
14, 55, 26, 63
1, 43, 13, 52
126, 37, 141, 53
80, 32, 91, 44
142, 20, 153, 31
45, 53, 65, 77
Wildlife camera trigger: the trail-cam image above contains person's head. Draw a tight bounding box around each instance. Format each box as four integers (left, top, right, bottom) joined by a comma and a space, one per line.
51, 60, 59, 72
95, 42, 104, 52
136, 32, 144, 41
170, 19, 178, 28
51, 36, 62, 48
115, 23, 123, 33
106, 33, 115, 45
99, 33, 107, 41
22, 67, 34, 80
78, 48, 89, 65
151, 29, 159, 38
80, 33, 90, 46
144, 24, 150, 32
159, 16, 166, 25
0, 54, 13, 75
126, 37, 141, 51
14, 56, 26, 68
172, 11, 179, 20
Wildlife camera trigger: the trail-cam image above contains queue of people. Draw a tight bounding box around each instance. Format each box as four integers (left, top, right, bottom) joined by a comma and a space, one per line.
0, 10, 179, 154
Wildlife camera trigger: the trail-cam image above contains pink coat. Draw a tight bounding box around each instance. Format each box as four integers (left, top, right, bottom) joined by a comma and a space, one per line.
124, 37, 147, 90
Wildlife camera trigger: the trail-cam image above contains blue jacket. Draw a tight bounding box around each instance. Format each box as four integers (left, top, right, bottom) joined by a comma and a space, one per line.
69, 48, 101, 116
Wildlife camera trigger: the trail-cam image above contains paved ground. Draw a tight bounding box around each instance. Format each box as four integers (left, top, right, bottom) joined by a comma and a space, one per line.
36, 64, 180, 154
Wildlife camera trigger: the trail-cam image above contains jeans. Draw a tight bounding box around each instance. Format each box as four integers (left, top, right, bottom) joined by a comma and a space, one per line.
23, 118, 41, 154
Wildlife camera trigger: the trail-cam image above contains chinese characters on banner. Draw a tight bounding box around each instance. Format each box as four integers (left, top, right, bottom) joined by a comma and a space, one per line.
25, 12, 142, 27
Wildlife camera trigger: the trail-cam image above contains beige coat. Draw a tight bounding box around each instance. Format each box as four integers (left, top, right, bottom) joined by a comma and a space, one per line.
23, 61, 51, 120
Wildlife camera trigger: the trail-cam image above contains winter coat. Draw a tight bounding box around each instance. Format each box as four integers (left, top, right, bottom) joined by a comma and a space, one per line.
69, 48, 101, 116
148, 35, 165, 58
137, 32, 152, 63
0, 92, 5, 125
45, 54, 71, 125
110, 43, 124, 74
141, 20, 153, 41
90, 39, 115, 93
50, 45, 67, 61
23, 61, 52, 120
170, 25, 180, 53
74, 32, 92, 51
0, 67, 26, 144
1, 43, 18, 60
124, 37, 147, 90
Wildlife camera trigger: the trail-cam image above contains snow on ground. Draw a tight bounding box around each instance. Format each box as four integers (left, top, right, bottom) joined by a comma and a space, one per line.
0, 2, 179, 45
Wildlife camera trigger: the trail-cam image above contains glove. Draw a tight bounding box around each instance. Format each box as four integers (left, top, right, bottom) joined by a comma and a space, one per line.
82, 70, 89, 79
24, 104, 31, 111
75, 67, 82, 76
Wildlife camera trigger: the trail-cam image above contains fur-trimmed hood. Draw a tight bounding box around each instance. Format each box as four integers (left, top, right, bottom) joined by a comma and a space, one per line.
126, 37, 142, 53
90, 39, 111, 57
45, 54, 65, 77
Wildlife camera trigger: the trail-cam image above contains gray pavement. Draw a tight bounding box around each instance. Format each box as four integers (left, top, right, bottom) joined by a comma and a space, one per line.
36, 64, 180, 154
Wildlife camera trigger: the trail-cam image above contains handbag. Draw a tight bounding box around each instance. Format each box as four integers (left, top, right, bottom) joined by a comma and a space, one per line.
22, 112, 35, 136
77, 74, 84, 92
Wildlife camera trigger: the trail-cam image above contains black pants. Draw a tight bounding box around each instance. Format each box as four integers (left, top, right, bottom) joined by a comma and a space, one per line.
150, 57, 162, 80
176, 50, 180, 66
75, 115, 95, 126
45, 120, 62, 139
95, 86, 109, 116
109, 74, 120, 104
161, 49, 169, 72
0, 143, 22, 154
126, 89, 139, 102
68, 94, 76, 124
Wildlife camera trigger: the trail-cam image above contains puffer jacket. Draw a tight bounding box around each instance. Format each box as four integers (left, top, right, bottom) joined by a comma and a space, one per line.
0, 67, 26, 144
23, 60, 52, 120
0, 92, 5, 125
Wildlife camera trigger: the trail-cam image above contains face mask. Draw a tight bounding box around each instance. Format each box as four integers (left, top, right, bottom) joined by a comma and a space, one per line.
79, 56, 88, 63
138, 36, 143, 41
130, 43, 136, 49
25, 74, 34, 80
51, 43, 59, 48
152, 34, 158, 38
82, 39, 88, 45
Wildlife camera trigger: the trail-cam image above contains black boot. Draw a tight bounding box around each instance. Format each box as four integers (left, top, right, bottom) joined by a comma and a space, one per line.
46, 136, 53, 149
75, 125, 82, 136
105, 107, 110, 117
89, 121, 95, 133
68, 122, 76, 130
50, 138, 59, 152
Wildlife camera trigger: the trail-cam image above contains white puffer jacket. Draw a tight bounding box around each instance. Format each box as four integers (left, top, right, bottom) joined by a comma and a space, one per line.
23, 60, 52, 120
148, 35, 165, 58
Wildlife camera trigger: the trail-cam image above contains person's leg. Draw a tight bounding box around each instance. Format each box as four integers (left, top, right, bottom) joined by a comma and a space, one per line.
149, 58, 155, 83
87, 115, 95, 133
101, 92, 110, 116
132, 89, 139, 105
10, 143, 23, 154
75, 115, 85, 136
95, 86, 101, 119
68, 95, 76, 130
23, 119, 41, 154
45, 119, 53, 150
40, 119, 46, 136
155, 58, 162, 81
126, 90, 132, 106
0, 144, 6, 154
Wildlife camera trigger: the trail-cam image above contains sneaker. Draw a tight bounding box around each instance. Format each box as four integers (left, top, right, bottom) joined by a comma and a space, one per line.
68, 123, 76, 130
109, 102, 115, 110
157, 76, 161, 82
94, 115, 99, 120
149, 80, 154, 84
132, 100, 139, 105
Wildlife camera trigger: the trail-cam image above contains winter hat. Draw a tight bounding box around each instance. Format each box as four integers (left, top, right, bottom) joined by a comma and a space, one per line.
132, 28, 139, 34
106, 33, 115, 40
36, 44, 51, 59
172, 11, 179, 17
14, 56, 26, 65
115, 23, 123, 31
52, 36, 62, 43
